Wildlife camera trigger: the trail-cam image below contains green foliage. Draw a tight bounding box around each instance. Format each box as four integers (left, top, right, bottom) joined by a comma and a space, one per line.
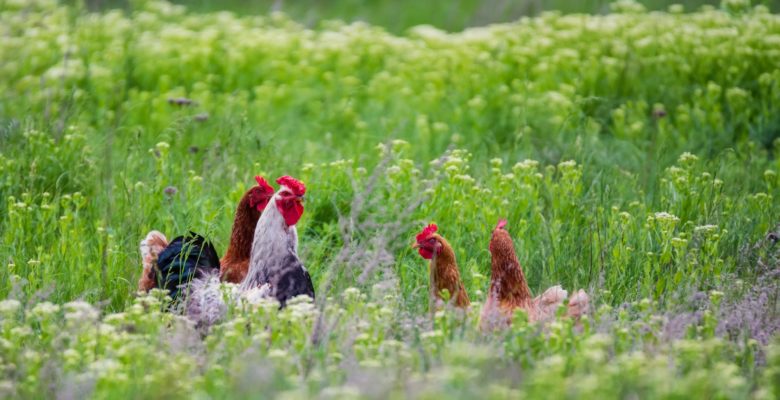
0, 0, 778, 397
0, 287, 774, 398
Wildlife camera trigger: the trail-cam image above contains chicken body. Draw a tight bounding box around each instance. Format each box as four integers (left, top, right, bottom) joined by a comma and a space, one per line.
427, 235, 470, 309
218, 190, 262, 283
480, 222, 589, 331
138, 231, 221, 299
241, 181, 313, 306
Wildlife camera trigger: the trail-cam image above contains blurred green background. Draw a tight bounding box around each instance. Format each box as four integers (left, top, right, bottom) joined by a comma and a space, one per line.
81, 0, 780, 33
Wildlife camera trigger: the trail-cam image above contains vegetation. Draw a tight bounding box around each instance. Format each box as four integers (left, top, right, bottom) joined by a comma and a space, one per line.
0, 0, 778, 397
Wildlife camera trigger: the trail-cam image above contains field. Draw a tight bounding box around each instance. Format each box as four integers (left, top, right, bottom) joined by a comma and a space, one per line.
1, 0, 779, 398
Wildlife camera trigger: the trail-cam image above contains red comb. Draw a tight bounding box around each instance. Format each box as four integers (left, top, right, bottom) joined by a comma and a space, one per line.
495, 219, 507, 230
416, 223, 438, 242
276, 175, 306, 196
254, 176, 274, 194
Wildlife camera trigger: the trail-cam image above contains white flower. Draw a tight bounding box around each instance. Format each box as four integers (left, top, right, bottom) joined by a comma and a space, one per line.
268, 349, 288, 359
694, 224, 718, 233
454, 174, 475, 184
10, 326, 32, 338
678, 152, 698, 164
558, 160, 577, 169
31, 302, 60, 318
342, 287, 361, 302
653, 212, 680, 223
0, 299, 21, 315
64, 301, 100, 324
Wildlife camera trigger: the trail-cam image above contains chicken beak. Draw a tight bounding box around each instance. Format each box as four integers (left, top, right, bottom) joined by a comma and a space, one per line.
411, 242, 420, 249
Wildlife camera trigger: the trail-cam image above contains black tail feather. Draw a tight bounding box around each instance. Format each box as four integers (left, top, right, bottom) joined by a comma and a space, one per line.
156, 232, 220, 299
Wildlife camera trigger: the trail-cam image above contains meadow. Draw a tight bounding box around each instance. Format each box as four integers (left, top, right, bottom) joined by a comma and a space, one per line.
0, 0, 779, 398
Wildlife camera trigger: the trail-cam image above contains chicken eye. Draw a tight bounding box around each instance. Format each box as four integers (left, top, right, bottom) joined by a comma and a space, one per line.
428, 238, 436, 244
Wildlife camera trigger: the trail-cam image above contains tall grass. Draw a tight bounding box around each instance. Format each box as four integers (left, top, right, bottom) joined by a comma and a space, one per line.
0, 1, 778, 397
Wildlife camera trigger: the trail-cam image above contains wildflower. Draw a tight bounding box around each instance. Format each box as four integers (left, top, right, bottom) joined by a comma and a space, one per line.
694, 224, 718, 233
64, 301, 99, 324
653, 212, 680, 223
63, 348, 80, 365
268, 349, 288, 359
10, 326, 32, 338
709, 290, 724, 303
386, 166, 402, 176
454, 174, 475, 184
391, 139, 409, 152
671, 237, 688, 248
558, 160, 577, 169
0, 299, 21, 315
467, 96, 486, 110
678, 152, 698, 165
163, 186, 178, 196
155, 141, 170, 152
421, 330, 443, 340
342, 287, 362, 302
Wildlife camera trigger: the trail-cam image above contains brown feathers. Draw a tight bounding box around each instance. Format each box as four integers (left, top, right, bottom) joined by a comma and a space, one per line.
429, 235, 471, 309
219, 189, 262, 283
138, 231, 168, 292
481, 221, 589, 330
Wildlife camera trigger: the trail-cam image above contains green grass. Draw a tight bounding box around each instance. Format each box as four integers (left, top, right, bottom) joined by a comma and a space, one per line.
0, 0, 778, 398
82, 0, 780, 33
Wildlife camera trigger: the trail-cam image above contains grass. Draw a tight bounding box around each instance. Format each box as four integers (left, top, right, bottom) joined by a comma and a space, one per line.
81, 0, 780, 33
0, 0, 778, 398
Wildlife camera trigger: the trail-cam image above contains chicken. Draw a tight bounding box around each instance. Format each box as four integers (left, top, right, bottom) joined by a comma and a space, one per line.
480, 219, 589, 331
413, 223, 470, 309
241, 175, 314, 306
138, 176, 275, 295
219, 176, 275, 283
187, 175, 314, 328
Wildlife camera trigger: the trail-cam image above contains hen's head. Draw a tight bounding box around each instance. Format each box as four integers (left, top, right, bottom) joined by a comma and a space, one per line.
413, 223, 443, 260
275, 176, 306, 226
489, 218, 511, 254
248, 176, 275, 212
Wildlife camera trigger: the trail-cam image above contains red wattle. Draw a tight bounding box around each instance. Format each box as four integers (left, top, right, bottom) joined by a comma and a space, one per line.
418, 248, 434, 260
277, 199, 304, 226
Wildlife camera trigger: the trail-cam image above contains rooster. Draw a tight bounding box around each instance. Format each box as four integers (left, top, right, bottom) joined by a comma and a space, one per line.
186, 175, 314, 328
480, 219, 589, 331
241, 175, 314, 306
412, 223, 470, 309
138, 176, 275, 295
